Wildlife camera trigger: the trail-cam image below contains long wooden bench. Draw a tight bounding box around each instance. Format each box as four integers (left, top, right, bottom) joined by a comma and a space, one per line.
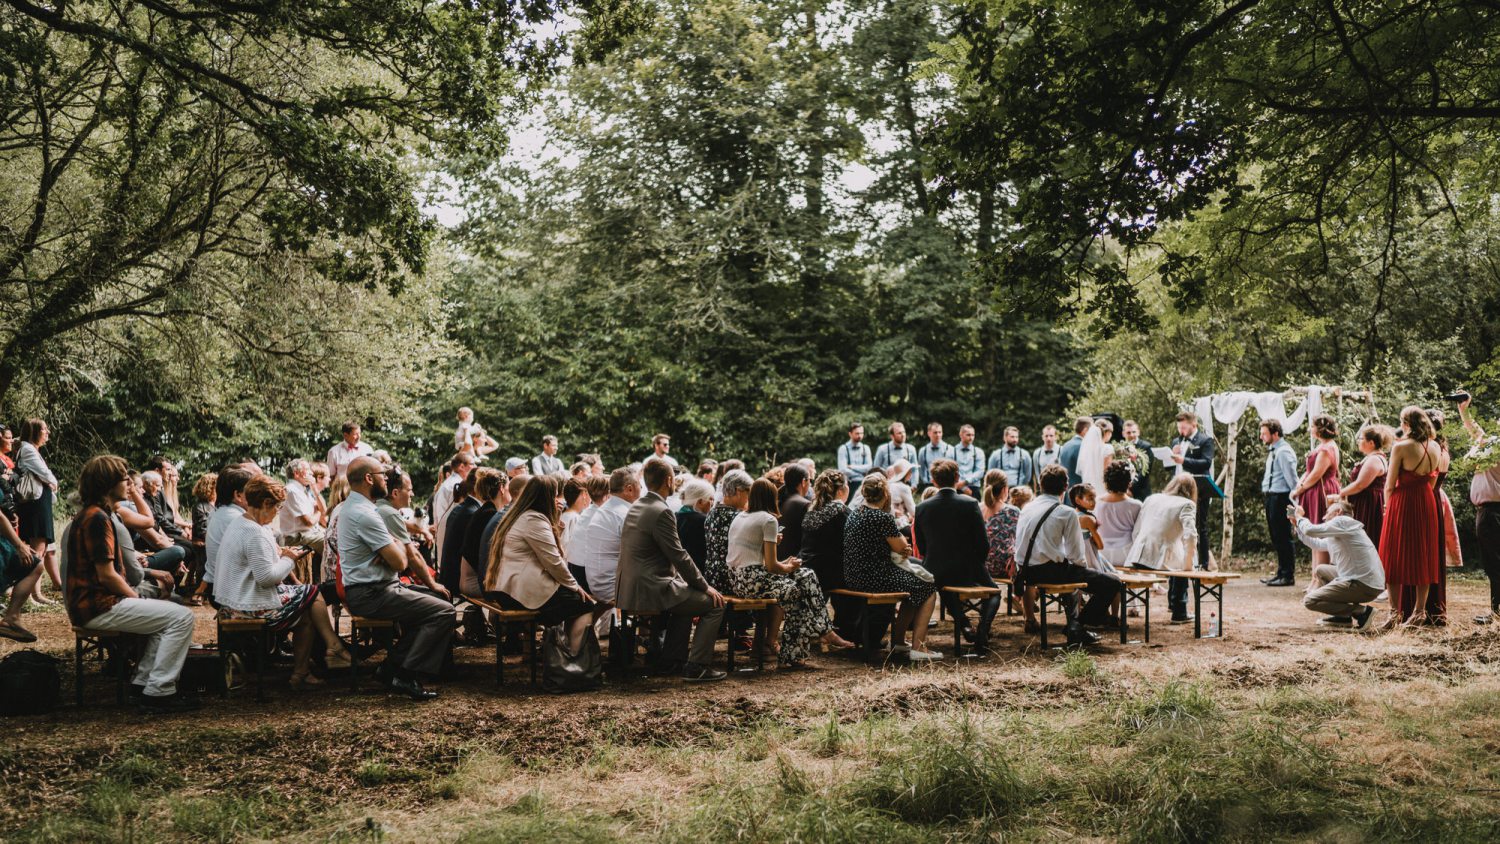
939, 586, 1006, 658
724, 596, 777, 674
217, 616, 273, 701
1119, 568, 1241, 639
467, 597, 541, 686
828, 589, 906, 663
1116, 573, 1167, 644
72, 627, 136, 707
1034, 582, 1089, 649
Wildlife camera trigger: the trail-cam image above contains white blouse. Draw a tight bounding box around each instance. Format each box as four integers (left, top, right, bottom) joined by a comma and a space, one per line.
216, 515, 292, 611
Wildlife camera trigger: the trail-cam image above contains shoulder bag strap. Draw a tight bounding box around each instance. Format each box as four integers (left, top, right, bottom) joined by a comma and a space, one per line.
1020, 502, 1065, 570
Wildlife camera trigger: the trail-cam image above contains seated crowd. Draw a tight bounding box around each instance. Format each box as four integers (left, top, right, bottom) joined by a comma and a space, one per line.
0, 401, 1469, 710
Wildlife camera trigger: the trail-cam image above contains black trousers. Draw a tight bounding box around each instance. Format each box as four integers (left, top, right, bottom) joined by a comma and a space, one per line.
1477, 503, 1500, 610
1264, 492, 1296, 581
939, 590, 1001, 644
1022, 562, 1121, 626
1193, 476, 1213, 569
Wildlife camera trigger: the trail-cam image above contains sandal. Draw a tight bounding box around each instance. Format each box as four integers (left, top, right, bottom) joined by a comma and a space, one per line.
290, 672, 325, 689
324, 649, 353, 670
1400, 610, 1428, 629
1376, 613, 1400, 632
0, 619, 37, 643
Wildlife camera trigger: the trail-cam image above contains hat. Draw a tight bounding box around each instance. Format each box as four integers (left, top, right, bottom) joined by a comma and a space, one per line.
504, 457, 526, 472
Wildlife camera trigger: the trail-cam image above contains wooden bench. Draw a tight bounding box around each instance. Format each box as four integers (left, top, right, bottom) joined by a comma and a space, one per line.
216, 616, 273, 701
1120, 569, 1242, 639
615, 608, 662, 680
1034, 582, 1089, 649
828, 589, 906, 663
940, 586, 1006, 658
467, 597, 541, 686
723, 596, 777, 673
72, 627, 137, 707
1116, 573, 1167, 644
348, 615, 396, 691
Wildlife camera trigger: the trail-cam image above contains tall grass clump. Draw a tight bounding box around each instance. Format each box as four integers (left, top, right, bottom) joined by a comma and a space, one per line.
846, 714, 1030, 824
1114, 681, 1217, 733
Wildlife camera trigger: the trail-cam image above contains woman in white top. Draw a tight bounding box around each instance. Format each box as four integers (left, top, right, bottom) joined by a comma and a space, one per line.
217, 476, 351, 687
1095, 461, 1143, 565
559, 477, 591, 554
726, 478, 852, 667
14, 418, 60, 603
1125, 475, 1199, 572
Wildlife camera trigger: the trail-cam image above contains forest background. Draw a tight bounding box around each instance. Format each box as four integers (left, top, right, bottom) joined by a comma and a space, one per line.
4, 0, 1500, 557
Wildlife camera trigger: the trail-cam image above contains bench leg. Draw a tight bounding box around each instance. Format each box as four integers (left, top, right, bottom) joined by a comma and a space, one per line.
529, 622, 539, 685
754, 610, 767, 672
1144, 588, 1152, 644
1040, 596, 1050, 649
116, 640, 130, 706
75, 637, 85, 708
349, 626, 361, 692
495, 617, 505, 687
726, 617, 736, 674
1193, 581, 1203, 639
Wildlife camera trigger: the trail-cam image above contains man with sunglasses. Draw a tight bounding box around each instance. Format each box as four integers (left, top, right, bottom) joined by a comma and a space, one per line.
334, 456, 456, 700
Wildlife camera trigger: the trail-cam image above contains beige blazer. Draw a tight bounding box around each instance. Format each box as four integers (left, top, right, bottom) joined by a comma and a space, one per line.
491, 511, 578, 608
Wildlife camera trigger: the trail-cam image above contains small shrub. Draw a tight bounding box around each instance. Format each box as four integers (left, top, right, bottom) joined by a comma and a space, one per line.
1059, 650, 1100, 681
814, 710, 843, 758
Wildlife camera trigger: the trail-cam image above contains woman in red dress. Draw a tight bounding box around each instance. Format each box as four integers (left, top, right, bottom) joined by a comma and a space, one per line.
1293, 414, 1343, 569
1340, 425, 1390, 548
1379, 406, 1442, 630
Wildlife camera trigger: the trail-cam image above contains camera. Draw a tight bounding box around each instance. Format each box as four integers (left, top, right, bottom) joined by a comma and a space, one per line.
1445, 389, 1471, 403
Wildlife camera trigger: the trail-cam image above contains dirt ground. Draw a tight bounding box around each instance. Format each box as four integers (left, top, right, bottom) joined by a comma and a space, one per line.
3, 561, 1497, 838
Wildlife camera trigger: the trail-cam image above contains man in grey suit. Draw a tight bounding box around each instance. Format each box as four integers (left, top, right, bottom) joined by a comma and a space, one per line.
616, 458, 728, 682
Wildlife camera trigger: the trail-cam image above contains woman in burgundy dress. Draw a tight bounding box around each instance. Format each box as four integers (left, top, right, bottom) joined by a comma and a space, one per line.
1293, 414, 1343, 568
1380, 406, 1442, 630
1406, 409, 1457, 624
1340, 425, 1390, 548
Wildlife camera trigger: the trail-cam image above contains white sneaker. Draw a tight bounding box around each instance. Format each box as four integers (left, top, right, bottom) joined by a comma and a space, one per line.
908, 649, 944, 661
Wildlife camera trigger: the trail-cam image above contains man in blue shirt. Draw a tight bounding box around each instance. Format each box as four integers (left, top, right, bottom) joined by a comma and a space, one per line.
836, 422, 874, 495
335, 455, 456, 701
1259, 418, 1300, 586
914, 422, 954, 491
987, 426, 1034, 489
1058, 417, 1092, 487
1032, 425, 1061, 485
874, 422, 917, 484
952, 424, 986, 494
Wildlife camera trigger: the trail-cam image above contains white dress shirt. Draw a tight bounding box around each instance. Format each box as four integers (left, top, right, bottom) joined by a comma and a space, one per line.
1295, 516, 1386, 589
571, 496, 632, 601
203, 503, 245, 586
325, 440, 373, 479
277, 479, 318, 537
1012, 495, 1087, 567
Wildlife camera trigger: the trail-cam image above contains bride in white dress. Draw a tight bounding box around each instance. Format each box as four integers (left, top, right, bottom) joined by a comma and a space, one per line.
1075, 418, 1116, 492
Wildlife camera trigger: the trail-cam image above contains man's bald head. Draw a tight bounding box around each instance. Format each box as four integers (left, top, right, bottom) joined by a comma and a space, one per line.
347, 455, 386, 498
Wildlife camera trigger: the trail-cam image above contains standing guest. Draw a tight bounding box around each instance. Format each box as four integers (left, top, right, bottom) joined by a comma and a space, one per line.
728, 479, 851, 667
705, 469, 752, 594
1058, 417, 1092, 487
873, 422, 918, 484
1293, 501, 1383, 629
918, 460, 999, 653
1032, 425, 1062, 483
801, 471, 859, 641
843, 474, 940, 660
13, 418, 60, 604
458, 469, 505, 598
676, 479, 715, 574
1292, 414, 1343, 572
466, 426, 500, 462
217, 476, 352, 687
989, 426, 1034, 491
1374, 404, 1446, 629
778, 465, 812, 558
1341, 425, 1390, 550
914, 422, 955, 491
1420, 408, 1459, 625
334, 456, 455, 700
1121, 420, 1155, 499
1095, 462, 1142, 567
485, 475, 605, 654
1012, 465, 1120, 643
1460, 398, 1500, 624
454, 407, 476, 451
279, 459, 326, 557
438, 471, 482, 598
645, 433, 679, 469
837, 422, 874, 495
377, 467, 452, 599
696, 461, 719, 482
559, 477, 591, 552
326, 420, 374, 480
617, 459, 727, 682
952, 425, 986, 495
532, 436, 565, 477
570, 468, 639, 602
431, 453, 476, 529
1169, 411, 1218, 572
1259, 418, 1300, 586
65, 455, 199, 711
1125, 475, 1201, 624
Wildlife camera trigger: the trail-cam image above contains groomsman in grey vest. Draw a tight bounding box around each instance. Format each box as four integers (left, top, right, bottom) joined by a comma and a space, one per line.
952, 424, 986, 494
1032, 425, 1061, 485
988, 426, 1034, 489
837, 422, 874, 493
874, 422, 918, 484
914, 422, 955, 491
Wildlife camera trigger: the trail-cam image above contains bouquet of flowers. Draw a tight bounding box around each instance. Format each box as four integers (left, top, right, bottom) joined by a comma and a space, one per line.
1114, 441, 1148, 481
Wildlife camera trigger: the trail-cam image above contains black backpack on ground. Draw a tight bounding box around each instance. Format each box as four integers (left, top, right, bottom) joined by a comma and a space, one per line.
0, 650, 61, 716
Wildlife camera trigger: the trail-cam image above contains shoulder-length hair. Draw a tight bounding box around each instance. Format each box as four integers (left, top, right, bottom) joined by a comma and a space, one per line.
748, 478, 780, 516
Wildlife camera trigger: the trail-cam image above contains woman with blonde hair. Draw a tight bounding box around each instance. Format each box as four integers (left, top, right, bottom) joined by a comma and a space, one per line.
842, 473, 940, 660
485, 475, 606, 653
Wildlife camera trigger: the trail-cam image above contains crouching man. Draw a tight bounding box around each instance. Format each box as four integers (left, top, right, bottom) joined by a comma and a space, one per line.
1294, 501, 1383, 630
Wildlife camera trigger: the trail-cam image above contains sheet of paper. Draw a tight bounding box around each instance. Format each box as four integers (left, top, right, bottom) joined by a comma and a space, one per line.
1150, 446, 1176, 462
